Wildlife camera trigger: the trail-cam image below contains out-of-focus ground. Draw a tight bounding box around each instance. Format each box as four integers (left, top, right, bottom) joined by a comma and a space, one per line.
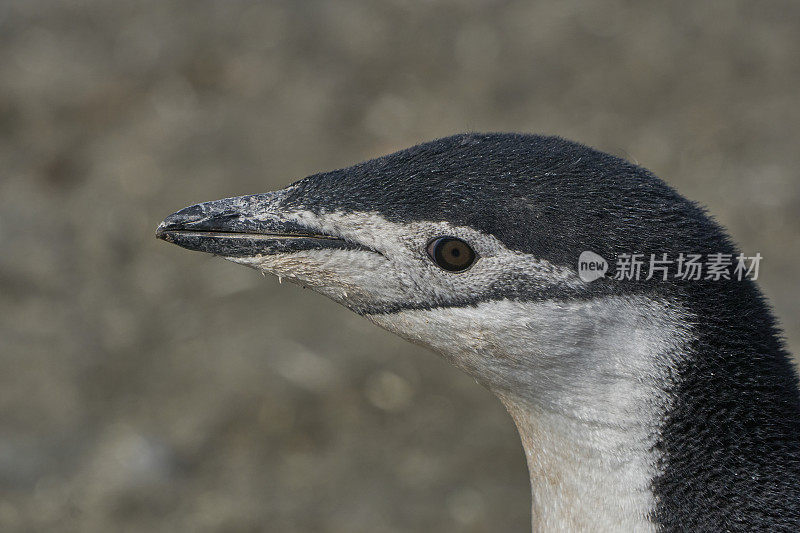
1, 1, 798, 531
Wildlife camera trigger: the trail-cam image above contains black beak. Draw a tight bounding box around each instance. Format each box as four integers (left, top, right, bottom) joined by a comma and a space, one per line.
156, 193, 365, 257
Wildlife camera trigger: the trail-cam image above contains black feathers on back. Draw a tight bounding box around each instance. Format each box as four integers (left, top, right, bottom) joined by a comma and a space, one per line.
653, 280, 800, 531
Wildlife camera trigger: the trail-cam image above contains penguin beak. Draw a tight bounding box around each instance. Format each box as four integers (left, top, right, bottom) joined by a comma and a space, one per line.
156, 193, 367, 257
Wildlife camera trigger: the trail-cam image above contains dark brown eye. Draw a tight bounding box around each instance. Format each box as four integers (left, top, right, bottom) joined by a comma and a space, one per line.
426, 237, 477, 272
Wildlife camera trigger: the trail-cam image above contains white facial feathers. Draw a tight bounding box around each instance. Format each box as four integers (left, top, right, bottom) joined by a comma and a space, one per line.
227, 209, 583, 312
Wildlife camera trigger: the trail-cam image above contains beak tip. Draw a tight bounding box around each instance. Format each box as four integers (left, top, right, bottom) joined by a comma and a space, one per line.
155, 221, 170, 241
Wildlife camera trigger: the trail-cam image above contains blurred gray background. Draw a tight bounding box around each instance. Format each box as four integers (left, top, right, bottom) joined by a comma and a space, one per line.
1, 1, 799, 531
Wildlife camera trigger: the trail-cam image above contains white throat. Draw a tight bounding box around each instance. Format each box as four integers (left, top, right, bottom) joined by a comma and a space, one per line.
368, 295, 692, 532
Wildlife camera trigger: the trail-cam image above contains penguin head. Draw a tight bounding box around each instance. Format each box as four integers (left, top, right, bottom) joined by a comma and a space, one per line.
157, 133, 726, 396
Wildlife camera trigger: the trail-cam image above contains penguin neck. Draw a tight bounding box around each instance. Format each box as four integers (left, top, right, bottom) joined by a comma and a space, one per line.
500, 396, 661, 532
492, 285, 800, 532
484, 295, 690, 533
369, 291, 799, 530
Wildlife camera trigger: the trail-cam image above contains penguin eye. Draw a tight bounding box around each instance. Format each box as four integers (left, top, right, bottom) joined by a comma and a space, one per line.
426, 237, 477, 272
